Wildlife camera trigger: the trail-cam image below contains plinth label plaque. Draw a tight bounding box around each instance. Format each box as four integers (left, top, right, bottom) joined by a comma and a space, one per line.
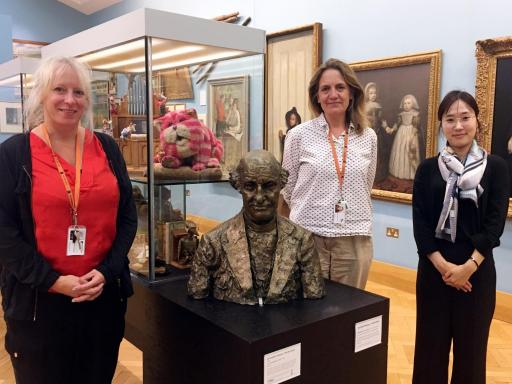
354, 315, 382, 352
263, 343, 301, 384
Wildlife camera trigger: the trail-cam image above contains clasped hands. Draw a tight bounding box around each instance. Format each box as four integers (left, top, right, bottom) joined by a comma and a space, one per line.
440, 261, 475, 292
49, 269, 106, 302
428, 251, 477, 293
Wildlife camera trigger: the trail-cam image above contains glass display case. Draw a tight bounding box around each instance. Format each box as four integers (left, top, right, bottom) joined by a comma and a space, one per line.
0, 57, 39, 134
42, 8, 265, 282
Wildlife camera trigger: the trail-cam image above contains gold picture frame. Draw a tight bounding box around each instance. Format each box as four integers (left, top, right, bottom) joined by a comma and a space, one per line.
475, 36, 512, 217
351, 50, 442, 203
265, 23, 322, 162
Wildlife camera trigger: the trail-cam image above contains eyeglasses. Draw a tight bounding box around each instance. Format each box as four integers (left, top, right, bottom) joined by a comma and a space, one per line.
442, 115, 476, 128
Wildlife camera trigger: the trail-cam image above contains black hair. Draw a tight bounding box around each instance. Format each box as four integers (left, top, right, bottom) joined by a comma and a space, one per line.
438, 90, 481, 130
285, 107, 302, 131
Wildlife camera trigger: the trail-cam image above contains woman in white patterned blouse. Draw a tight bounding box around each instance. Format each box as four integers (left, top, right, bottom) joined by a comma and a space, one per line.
279, 58, 377, 289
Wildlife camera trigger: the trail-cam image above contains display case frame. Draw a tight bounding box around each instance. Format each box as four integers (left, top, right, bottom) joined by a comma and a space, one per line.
41, 8, 265, 282
0, 57, 40, 133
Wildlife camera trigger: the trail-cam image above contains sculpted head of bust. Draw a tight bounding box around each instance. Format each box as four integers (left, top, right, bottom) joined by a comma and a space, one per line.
229, 150, 289, 227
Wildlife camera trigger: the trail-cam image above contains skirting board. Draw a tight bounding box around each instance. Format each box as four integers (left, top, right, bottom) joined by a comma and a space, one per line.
368, 260, 512, 324
185, 214, 512, 324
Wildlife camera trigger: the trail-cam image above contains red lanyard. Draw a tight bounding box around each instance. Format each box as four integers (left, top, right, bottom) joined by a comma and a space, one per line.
41, 124, 83, 225
328, 129, 349, 195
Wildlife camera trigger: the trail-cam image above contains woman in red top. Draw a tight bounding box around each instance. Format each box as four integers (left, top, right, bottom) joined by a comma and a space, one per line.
0, 56, 137, 384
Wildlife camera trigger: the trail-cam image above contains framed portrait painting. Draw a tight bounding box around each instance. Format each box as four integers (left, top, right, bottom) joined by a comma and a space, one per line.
351, 50, 441, 203
265, 23, 322, 162
475, 37, 512, 216
207, 75, 249, 172
0, 102, 23, 133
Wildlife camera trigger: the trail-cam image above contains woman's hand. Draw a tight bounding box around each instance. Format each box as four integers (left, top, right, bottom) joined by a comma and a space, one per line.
49, 275, 82, 297
443, 262, 476, 292
427, 251, 451, 274
71, 269, 106, 302
427, 251, 473, 291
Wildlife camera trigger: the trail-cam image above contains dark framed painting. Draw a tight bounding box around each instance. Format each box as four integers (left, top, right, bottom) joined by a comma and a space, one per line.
350, 51, 442, 203
207, 75, 249, 172
475, 36, 512, 216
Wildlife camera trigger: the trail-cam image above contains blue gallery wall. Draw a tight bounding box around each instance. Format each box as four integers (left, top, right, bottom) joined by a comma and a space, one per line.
0, 0, 90, 43
2, 0, 512, 293
0, 14, 13, 144
0, 14, 13, 62
89, 0, 255, 25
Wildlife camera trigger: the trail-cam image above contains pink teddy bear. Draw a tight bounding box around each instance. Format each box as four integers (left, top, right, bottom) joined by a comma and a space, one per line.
155, 110, 223, 172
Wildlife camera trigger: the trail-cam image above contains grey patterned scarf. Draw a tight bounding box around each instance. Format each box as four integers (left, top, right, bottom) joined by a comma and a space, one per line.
435, 141, 487, 242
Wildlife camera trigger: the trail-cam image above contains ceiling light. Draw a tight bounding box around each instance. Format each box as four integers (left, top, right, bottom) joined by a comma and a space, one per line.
0, 75, 33, 87
129, 50, 245, 72
79, 39, 158, 63
93, 46, 204, 70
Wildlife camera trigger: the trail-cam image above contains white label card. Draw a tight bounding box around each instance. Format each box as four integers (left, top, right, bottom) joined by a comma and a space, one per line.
333, 200, 347, 224
354, 315, 382, 353
263, 343, 301, 384
66, 225, 86, 256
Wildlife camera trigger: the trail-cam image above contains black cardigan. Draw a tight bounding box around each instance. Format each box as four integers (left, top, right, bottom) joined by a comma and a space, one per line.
0, 131, 137, 320
412, 154, 509, 260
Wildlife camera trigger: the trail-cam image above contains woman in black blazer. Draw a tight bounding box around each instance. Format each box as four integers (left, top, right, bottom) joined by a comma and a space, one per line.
412, 91, 509, 384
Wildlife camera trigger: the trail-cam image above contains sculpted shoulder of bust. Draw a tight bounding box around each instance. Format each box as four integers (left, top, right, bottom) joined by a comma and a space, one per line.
187, 150, 325, 305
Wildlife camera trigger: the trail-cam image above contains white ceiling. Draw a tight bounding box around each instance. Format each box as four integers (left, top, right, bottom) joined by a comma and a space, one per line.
57, 0, 124, 15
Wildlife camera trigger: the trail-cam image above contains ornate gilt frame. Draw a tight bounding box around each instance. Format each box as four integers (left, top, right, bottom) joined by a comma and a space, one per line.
264, 23, 322, 160
351, 50, 442, 203
475, 37, 512, 217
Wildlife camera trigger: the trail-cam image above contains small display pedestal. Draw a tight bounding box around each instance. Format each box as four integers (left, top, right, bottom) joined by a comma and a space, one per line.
127, 277, 389, 384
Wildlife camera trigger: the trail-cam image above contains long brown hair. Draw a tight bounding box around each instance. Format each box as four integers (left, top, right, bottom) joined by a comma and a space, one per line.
308, 58, 367, 134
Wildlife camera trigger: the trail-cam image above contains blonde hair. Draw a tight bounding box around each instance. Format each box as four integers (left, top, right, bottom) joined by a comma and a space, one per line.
25, 56, 93, 130
400, 94, 419, 111
308, 58, 368, 134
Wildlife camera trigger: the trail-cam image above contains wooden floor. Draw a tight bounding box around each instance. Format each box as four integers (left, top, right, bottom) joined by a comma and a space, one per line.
1, 280, 511, 383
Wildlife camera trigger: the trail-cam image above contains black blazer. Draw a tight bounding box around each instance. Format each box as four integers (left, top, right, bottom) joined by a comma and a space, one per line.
0, 131, 137, 320
412, 154, 509, 260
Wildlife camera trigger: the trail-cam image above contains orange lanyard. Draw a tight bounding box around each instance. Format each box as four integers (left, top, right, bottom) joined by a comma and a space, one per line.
328, 128, 349, 197
41, 124, 83, 225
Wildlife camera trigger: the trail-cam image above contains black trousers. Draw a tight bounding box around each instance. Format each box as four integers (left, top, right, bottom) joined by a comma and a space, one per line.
413, 253, 496, 384
5, 283, 127, 384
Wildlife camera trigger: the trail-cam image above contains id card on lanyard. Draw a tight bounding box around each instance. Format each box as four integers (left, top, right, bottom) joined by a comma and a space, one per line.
328, 129, 349, 225
42, 124, 86, 256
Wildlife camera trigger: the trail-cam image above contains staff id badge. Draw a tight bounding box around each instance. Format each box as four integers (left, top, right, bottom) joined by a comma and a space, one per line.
334, 200, 348, 225
67, 225, 86, 256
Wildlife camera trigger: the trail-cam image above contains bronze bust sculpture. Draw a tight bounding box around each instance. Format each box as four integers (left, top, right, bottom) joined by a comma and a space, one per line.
187, 150, 325, 305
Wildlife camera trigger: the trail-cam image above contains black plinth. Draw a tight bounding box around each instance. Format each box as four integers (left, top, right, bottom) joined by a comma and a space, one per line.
128, 277, 389, 384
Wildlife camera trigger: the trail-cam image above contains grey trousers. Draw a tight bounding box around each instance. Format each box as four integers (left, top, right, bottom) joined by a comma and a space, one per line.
313, 234, 373, 289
